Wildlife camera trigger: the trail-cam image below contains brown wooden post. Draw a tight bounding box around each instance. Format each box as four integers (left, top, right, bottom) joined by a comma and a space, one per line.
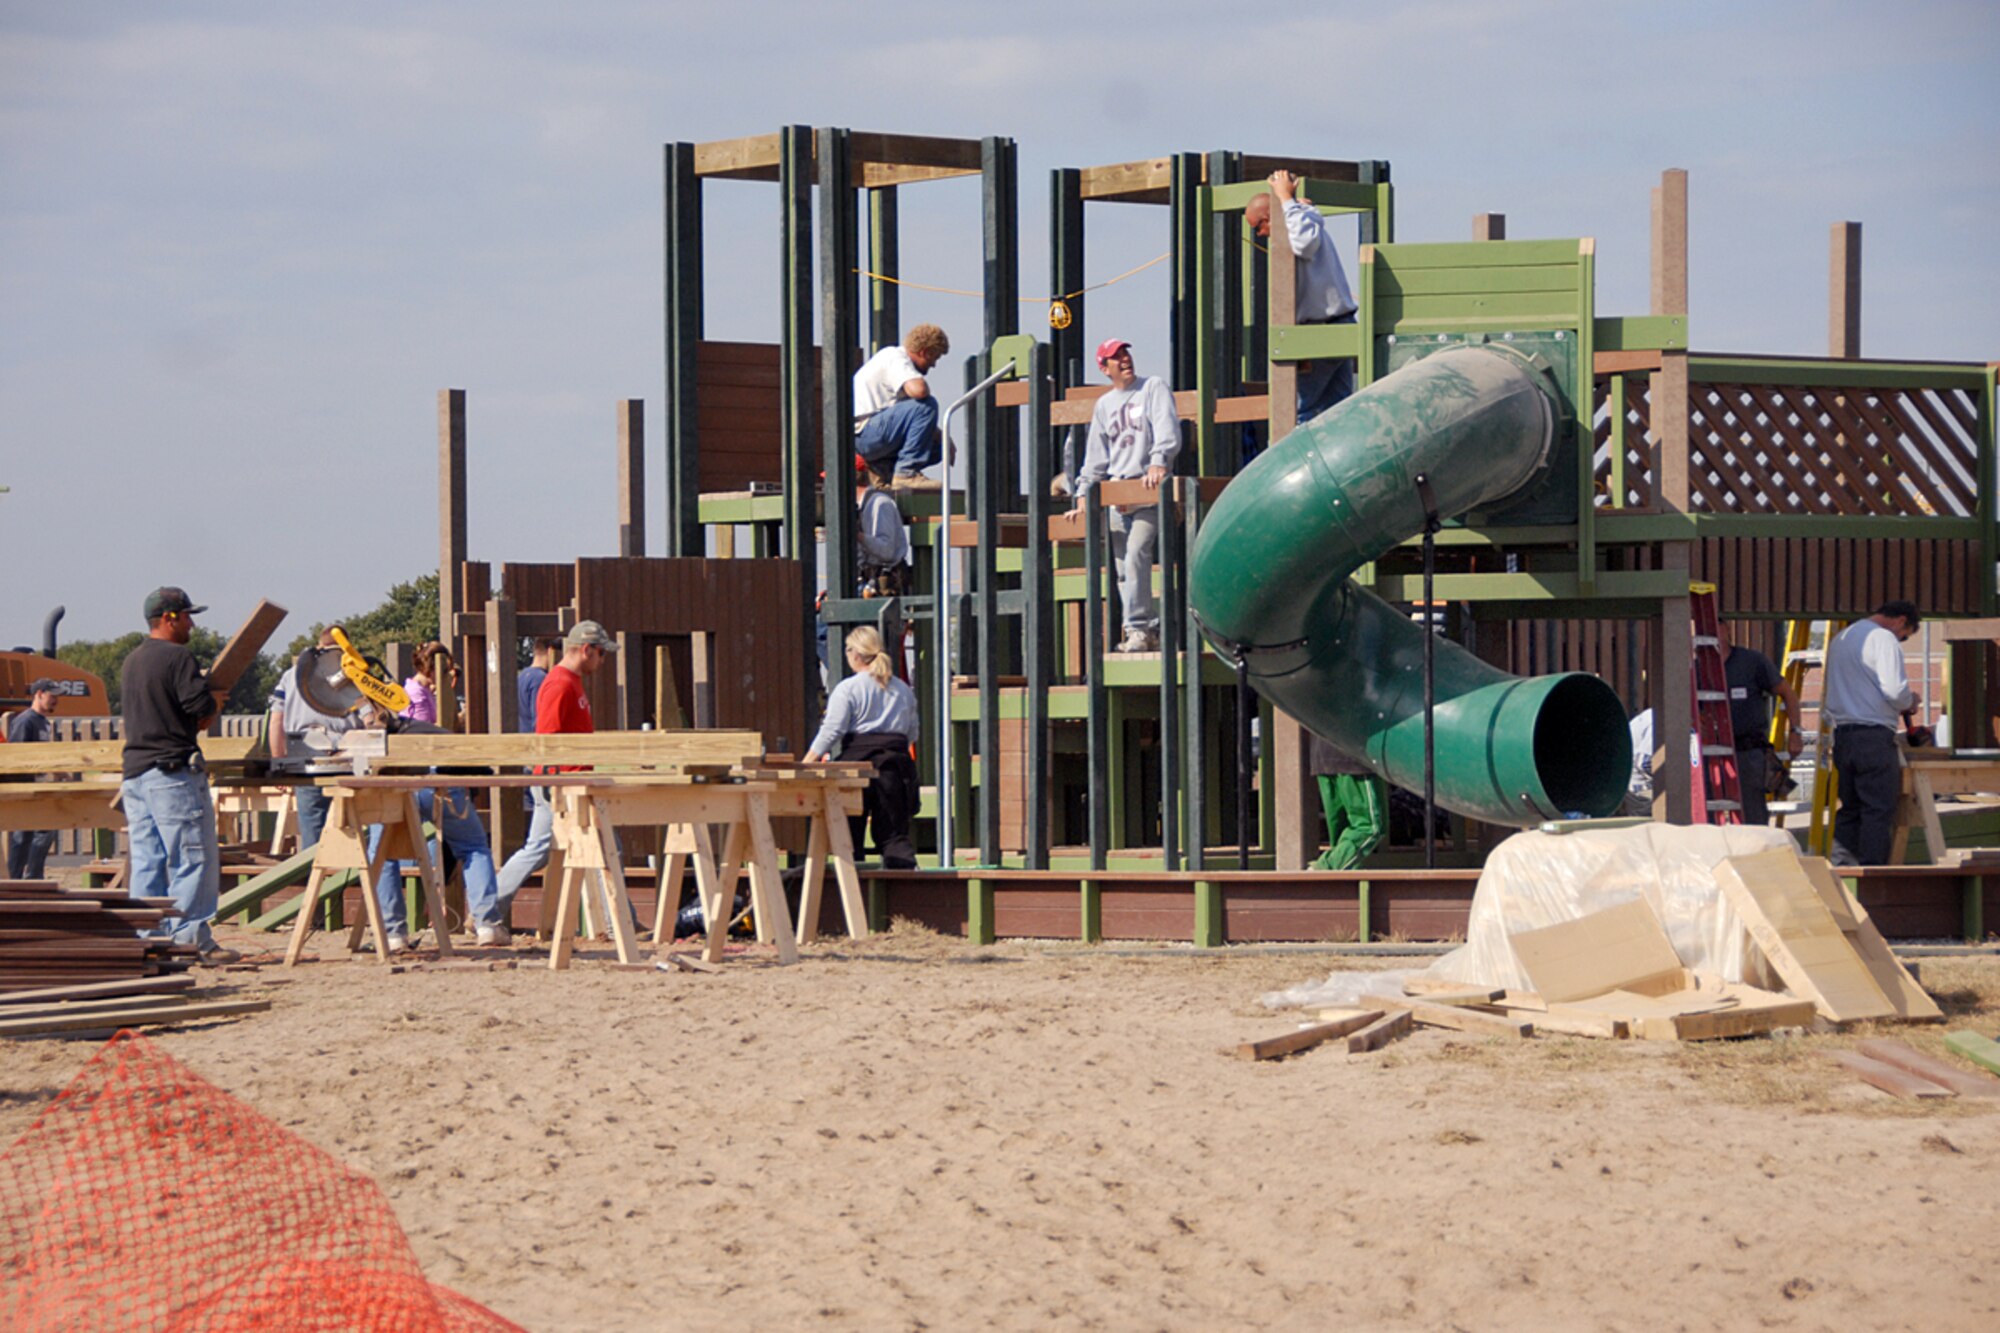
1265, 183, 1314, 869
1472, 213, 1506, 241
617, 399, 645, 556
1830, 222, 1861, 358
1649, 169, 1694, 824
438, 389, 467, 679
615, 630, 645, 730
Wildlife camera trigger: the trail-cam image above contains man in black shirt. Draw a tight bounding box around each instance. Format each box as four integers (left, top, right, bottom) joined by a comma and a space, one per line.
6, 678, 63, 879
1719, 623, 1805, 825
119, 587, 237, 963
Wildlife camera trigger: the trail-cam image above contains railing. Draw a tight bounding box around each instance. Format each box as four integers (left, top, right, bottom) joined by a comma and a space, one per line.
1594, 356, 1993, 519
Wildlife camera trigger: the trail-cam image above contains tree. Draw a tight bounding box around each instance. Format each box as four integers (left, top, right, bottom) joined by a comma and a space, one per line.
282, 573, 440, 662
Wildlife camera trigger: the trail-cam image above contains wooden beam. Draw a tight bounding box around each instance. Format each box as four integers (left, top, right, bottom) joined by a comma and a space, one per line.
1830, 1050, 1954, 1099
1650, 168, 1688, 317
204, 599, 288, 724
438, 388, 467, 681
1235, 1009, 1383, 1060
692, 132, 783, 180
1855, 1038, 2000, 1097
484, 596, 518, 736
617, 399, 644, 557
1830, 221, 1862, 358
1473, 212, 1506, 241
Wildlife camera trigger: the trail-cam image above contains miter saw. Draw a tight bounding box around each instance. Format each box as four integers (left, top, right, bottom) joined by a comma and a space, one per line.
295, 627, 408, 718
271, 629, 407, 775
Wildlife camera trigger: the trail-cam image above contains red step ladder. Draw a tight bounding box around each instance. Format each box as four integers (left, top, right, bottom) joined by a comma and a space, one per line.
1690, 584, 1742, 825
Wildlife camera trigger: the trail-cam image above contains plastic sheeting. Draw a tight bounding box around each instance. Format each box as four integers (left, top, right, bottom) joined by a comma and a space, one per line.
1263, 822, 1797, 1010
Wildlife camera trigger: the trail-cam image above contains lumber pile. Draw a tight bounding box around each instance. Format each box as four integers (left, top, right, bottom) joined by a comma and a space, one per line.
0, 878, 197, 994
0, 982, 270, 1040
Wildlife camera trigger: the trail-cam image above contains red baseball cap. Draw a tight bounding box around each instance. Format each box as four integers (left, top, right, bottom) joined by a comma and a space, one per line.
1095, 338, 1132, 363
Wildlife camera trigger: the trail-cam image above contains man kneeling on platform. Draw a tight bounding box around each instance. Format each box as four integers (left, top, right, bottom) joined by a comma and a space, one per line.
854, 323, 951, 493
1308, 729, 1385, 872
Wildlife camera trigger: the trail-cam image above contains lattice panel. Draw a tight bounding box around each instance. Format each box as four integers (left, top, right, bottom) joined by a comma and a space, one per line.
1593, 377, 1982, 517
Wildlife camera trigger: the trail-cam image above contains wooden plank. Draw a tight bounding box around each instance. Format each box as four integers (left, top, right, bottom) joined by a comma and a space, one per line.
1400, 980, 1507, 1005
1639, 988, 1816, 1041
1715, 849, 1895, 1022
0, 735, 258, 776
358, 730, 764, 770
1944, 1029, 2000, 1077
205, 599, 289, 703
1830, 1050, 1955, 1100
1236, 1009, 1384, 1061
1507, 897, 1685, 1003
1345, 1009, 1414, 1053
1358, 993, 1533, 1037
1855, 1038, 2000, 1097
0, 998, 271, 1037
1495, 1006, 1625, 1039
1798, 857, 1944, 1021
0, 974, 197, 1006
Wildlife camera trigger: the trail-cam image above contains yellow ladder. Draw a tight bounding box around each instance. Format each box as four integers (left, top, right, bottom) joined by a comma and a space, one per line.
1782, 617, 1847, 856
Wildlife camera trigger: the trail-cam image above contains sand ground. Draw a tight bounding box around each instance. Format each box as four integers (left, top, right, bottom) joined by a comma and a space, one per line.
2, 921, 1996, 1332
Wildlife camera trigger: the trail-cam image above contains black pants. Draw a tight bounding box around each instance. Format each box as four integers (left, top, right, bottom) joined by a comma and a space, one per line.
837, 731, 918, 869
1735, 742, 1769, 825
1833, 725, 1901, 864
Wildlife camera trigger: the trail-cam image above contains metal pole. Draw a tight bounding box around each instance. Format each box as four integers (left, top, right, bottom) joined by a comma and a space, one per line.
1416, 472, 1440, 869
935, 358, 1020, 870
1236, 666, 1252, 871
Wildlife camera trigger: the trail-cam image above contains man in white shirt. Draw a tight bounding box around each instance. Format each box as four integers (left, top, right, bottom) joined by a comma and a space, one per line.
1071, 338, 1181, 653
1244, 170, 1360, 424
853, 323, 951, 492
1822, 600, 1921, 864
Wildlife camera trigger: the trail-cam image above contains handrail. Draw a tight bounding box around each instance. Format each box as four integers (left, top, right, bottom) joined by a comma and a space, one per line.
935, 357, 1021, 869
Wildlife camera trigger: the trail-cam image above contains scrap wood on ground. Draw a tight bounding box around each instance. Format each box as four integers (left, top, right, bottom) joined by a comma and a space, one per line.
1242, 834, 1981, 1079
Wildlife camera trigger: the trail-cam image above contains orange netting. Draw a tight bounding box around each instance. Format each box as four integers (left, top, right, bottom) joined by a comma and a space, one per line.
0, 1031, 522, 1332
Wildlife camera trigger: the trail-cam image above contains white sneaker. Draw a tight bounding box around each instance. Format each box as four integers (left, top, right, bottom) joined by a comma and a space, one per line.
384, 931, 411, 954
1117, 628, 1158, 654
476, 924, 512, 947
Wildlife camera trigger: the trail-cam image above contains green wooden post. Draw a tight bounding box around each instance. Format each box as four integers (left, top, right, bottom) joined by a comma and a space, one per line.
1079, 878, 1102, 943
968, 877, 995, 945
1356, 878, 1372, 944
1575, 240, 1598, 596
1193, 880, 1223, 948
1608, 372, 1628, 504
867, 876, 889, 934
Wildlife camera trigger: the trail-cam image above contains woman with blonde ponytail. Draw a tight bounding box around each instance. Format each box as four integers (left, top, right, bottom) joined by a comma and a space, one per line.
806, 626, 920, 867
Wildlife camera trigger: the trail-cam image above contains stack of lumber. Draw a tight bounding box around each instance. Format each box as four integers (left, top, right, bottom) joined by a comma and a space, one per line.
1830, 1036, 2000, 1101
0, 974, 270, 1039
0, 878, 197, 994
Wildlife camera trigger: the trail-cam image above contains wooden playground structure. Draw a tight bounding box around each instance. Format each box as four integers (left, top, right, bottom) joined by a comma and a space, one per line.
23, 126, 1989, 953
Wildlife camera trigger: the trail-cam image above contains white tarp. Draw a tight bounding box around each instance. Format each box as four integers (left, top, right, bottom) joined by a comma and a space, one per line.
1264, 821, 1796, 1010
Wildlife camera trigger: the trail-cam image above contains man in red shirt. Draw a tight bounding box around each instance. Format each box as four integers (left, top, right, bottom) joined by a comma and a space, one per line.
496, 621, 617, 919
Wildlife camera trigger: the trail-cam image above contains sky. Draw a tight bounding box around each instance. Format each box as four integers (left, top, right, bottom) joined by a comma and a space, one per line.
2, 0, 1997, 648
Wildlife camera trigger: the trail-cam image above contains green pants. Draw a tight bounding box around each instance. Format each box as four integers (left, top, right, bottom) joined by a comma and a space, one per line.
1313, 773, 1385, 871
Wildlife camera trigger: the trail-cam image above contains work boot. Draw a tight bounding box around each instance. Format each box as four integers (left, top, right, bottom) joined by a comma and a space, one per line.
893, 472, 942, 493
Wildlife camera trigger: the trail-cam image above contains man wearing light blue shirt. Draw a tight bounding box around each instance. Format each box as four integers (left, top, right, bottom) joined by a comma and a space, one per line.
1823, 600, 1920, 864
1245, 170, 1360, 424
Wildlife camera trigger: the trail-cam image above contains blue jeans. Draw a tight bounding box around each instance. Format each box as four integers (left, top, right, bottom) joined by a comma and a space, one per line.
856, 397, 942, 476
295, 784, 332, 851
368, 788, 504, 933
1295, 312, 1358, 424
7, 829, 55, 880
496, 786, 555, 908
121, 765, 219, 949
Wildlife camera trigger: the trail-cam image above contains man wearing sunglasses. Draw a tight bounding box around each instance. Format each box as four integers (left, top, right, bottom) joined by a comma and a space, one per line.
1822, 600, 1922, 864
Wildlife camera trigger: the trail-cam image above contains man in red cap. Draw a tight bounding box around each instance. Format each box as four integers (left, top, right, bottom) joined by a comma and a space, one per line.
1071, 339, 1181, 652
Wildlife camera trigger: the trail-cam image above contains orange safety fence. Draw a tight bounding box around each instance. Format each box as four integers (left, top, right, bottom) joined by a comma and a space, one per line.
0, 1031, 522, 1332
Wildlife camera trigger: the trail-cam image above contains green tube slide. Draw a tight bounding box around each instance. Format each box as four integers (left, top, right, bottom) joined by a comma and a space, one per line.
1189, 345, 1631, 826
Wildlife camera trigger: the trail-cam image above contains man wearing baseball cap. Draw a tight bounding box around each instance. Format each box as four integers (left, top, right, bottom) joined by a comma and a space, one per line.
495, 619, 619, 929
120, 587, 238, 963
6, 678, 64, 879
1071, 339, 1182, 653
